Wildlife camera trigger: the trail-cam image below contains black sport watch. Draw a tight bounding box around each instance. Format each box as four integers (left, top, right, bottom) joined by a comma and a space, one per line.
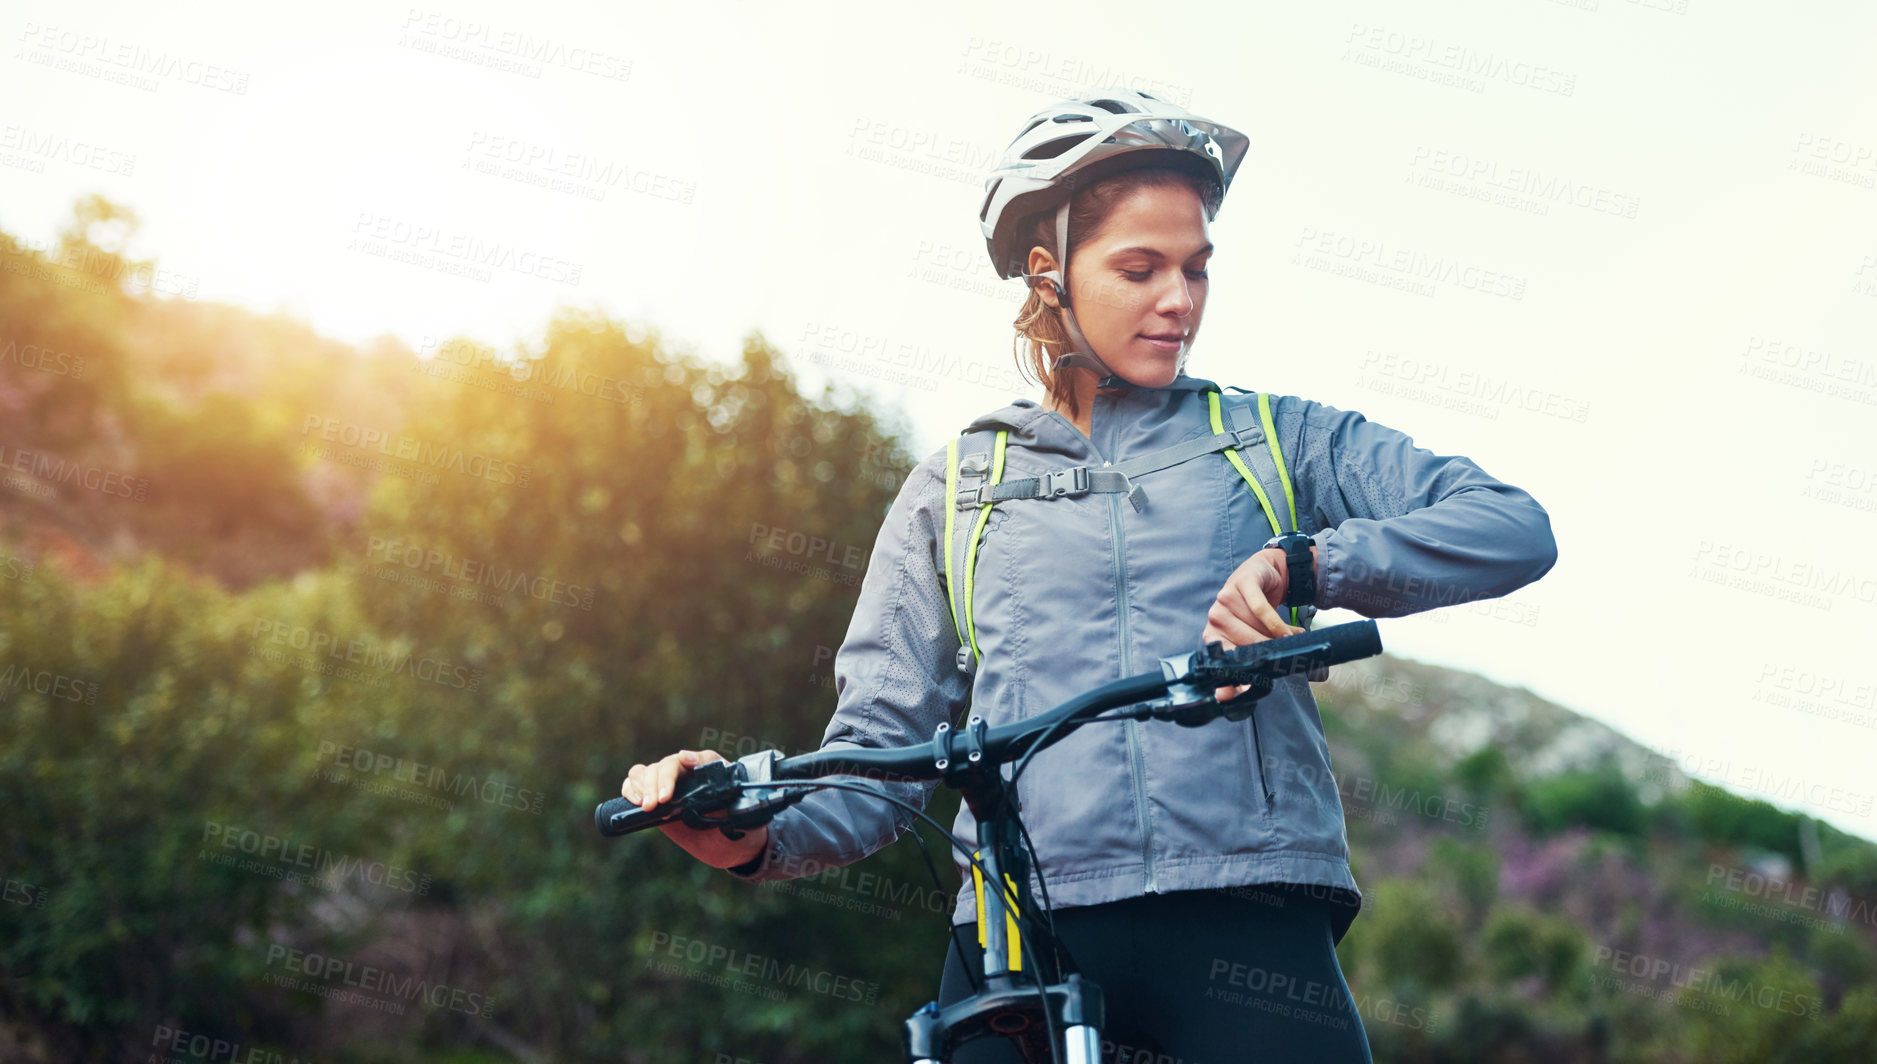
1263, 531, 1316, 609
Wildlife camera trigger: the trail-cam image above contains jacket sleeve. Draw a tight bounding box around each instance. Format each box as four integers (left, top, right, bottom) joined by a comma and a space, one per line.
1282, 397, 1559, 618
726, 450, 970, 882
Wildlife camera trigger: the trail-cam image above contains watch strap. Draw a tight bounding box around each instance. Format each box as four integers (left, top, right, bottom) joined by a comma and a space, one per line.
1265, 531, 1315, 609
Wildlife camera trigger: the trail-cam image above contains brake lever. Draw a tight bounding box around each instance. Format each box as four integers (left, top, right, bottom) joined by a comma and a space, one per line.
679, 792, 803, 839
681, 749, 801, 840
1156, 643, 1276, 725
1214, 678, 1273, 722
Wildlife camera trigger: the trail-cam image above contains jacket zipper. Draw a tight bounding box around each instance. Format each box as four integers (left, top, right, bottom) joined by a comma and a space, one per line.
1102, 401, 1158, 894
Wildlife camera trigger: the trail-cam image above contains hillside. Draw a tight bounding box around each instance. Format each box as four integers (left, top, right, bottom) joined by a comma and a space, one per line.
1311, 655, 1877, 1060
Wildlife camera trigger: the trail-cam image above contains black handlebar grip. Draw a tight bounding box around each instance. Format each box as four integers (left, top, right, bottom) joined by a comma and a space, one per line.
1309, 618, 1383, 666
1225, 619, 1384, 678
594, 759, 742, 837
595, 796, 679, 837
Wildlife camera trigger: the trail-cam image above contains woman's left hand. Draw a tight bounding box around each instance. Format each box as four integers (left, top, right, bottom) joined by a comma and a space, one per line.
1201, 546, 1303, 701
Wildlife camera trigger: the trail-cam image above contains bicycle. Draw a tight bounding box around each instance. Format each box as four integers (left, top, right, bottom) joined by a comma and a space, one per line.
595, 620, 1384, 1062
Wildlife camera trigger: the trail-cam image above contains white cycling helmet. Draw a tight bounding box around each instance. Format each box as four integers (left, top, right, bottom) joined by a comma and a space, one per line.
980, 88, 1250, 384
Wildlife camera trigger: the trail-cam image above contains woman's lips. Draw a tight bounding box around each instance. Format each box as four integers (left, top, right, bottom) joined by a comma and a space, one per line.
1139, 334, 1184, 353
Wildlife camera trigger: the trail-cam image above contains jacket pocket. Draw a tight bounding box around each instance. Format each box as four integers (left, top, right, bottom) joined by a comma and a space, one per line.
1246, 711, 1276, 816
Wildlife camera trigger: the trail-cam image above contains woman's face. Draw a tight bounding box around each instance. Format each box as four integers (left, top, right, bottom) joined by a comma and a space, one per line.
1031, 182, 1212, 387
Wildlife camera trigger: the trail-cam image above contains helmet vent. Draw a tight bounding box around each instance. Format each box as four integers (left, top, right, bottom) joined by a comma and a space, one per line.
1089, 99, 1130, 115
1022, 135, 1089, 160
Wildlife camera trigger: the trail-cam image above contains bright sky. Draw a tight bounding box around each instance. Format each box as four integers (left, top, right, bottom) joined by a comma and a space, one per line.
5, 1, 1875, 840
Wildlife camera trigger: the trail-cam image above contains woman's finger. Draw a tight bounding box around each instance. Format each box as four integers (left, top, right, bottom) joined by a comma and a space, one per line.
655, 753, 688, 804
1216, 580, 1286, 644
1233, 576, 1294, 641
622, 750, 727, 813
623, 764, 650, 808
1206, 594, 1266, 648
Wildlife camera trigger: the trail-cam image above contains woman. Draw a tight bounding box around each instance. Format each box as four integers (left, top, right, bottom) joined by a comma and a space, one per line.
623, 89, 1558, 1060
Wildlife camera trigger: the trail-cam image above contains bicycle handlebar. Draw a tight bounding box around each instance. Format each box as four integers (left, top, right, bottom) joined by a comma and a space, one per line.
596, 621, 1382, 839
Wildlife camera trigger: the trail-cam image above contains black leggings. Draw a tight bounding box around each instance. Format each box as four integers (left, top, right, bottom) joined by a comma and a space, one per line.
935, 885, 1373, 1064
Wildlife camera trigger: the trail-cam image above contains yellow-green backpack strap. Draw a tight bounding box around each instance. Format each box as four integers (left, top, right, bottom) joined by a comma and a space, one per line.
961, 430, 1007, 665
943, 437, 965, 646
1258, 390, 1298, 536
1210, 390, 1303, 627
1209, 390, 1284, 536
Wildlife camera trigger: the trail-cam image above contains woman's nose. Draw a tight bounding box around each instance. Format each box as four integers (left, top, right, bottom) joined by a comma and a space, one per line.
1157, 277, 1196, 315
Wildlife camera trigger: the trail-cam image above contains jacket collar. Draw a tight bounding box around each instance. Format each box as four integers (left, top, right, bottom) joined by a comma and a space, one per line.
961, 373, 1222, 433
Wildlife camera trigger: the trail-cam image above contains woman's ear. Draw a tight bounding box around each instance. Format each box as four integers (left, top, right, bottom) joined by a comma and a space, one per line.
1026, 246, 1062, 309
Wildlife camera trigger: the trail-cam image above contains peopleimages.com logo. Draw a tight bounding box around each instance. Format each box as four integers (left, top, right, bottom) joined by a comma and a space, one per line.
262, 943, 496, 1018
299, 415, 530, 487
150, 1024, 313, 1064
313, 740, 545, 815
248, 618, 483, 693
0, 661, 99, 705
200, 821, 432, 897
363, 536, 596, 611
0, 443, 147, 499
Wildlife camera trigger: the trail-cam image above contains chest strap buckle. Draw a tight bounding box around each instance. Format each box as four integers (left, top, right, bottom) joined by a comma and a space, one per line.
1043, 466, 1090, 497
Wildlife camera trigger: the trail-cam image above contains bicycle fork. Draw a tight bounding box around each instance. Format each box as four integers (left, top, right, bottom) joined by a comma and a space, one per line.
903, 775, 1104, 1062
903, 973, 1104, 1063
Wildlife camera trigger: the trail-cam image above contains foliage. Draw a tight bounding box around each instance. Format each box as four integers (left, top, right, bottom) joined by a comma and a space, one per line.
1522, 767, 1646, 839
1481, 906, 1585, 991
1680, 782, 1806, 868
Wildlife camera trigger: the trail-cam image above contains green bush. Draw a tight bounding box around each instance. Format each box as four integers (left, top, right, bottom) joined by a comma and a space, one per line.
1428, 838, 1498, 925
1681, 952, 1824, 1064
1680, 782, 1804, 866
1481, 905, 1586, 992
1522, 767, 1645, 838
1357, 880, 1464, 992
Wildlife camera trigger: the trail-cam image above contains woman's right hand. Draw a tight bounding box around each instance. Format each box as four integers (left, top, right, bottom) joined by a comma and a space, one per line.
1203, 547, 1305, 701
621, 749, 770, 870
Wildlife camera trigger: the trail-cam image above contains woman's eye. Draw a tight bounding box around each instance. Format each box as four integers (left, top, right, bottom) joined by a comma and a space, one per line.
1119, 267, 1206, 281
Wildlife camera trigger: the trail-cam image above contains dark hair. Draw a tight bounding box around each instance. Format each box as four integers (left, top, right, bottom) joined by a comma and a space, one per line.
1010, 165, 1223, 420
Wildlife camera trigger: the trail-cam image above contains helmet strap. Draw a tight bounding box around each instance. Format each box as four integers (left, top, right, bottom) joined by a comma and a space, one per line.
1048, 198, 1129, 389
1053, 198, 1075, 310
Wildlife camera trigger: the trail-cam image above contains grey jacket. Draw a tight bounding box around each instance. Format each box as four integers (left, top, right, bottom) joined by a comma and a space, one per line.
729, 374, 1557, 941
